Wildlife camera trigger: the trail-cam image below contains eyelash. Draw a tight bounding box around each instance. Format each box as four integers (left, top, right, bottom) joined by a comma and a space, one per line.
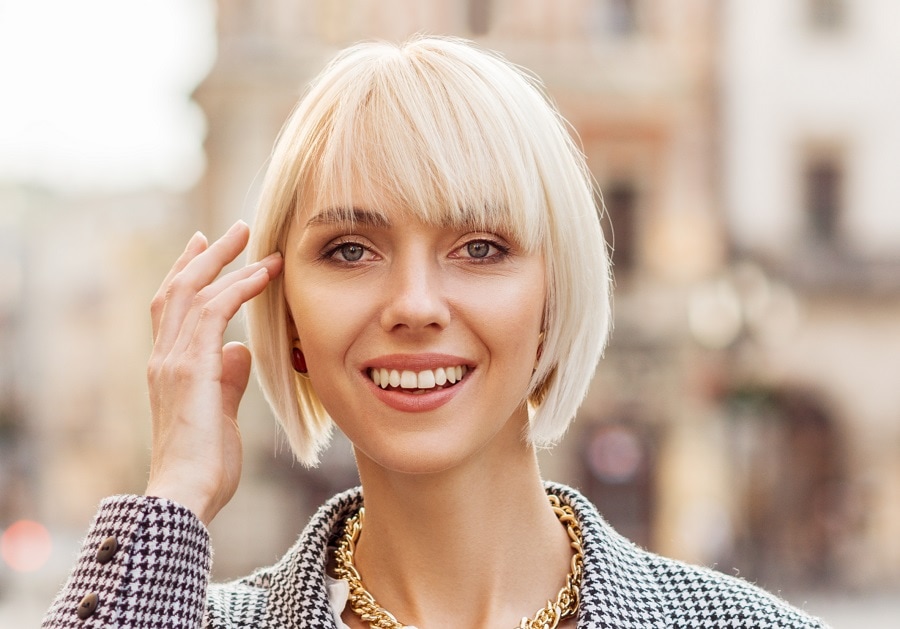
320, 236, 511, 265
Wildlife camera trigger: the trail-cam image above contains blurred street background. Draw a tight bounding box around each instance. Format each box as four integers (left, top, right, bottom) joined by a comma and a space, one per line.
2, 1, 899, 625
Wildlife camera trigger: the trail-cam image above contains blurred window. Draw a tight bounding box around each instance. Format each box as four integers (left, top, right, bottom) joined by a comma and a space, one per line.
724, 387, 848, 588
607, 0, 640, 35
581, 418, 656, 549
468, 0, 491, 35
804, 153, 844, 244
808, 0, 845, 32
608, 0, 640, 36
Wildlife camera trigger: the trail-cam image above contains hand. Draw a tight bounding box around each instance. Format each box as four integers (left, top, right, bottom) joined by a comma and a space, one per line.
144, 221, 283, 525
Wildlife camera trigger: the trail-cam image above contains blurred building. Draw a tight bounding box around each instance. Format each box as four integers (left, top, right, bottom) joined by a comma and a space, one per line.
0, 185, 194, 522
0, 182, 197, 615
191, 0, 900, 593
716, 0, 900, 589
188, 0, 728, 579
6, 0, 899, 611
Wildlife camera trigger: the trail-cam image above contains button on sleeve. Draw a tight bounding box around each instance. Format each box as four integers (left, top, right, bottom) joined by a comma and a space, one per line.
95, 535, 119, 564
76, 592, 99, 619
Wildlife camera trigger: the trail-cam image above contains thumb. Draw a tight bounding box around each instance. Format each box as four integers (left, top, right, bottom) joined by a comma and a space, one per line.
221, 341, 252, 420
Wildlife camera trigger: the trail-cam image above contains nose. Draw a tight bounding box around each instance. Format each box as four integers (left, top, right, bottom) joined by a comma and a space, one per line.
379, 252, 451, 333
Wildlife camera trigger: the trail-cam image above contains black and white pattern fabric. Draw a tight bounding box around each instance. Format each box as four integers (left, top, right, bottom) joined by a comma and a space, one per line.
43, 483, 828, 628
42, 495, 210, 628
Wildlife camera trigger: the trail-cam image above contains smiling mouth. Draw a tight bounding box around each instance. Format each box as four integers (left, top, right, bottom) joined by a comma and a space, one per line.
368, 365, 469, 394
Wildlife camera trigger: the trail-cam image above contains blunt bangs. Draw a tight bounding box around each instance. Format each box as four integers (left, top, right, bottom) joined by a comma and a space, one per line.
301, 38, 552, 252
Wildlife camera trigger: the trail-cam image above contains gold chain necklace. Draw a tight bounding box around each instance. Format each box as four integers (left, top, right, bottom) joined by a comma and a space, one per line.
333, 494, 584, 629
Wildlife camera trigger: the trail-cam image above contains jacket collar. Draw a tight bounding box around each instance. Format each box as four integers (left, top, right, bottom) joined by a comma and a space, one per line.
274, 482, 665, 628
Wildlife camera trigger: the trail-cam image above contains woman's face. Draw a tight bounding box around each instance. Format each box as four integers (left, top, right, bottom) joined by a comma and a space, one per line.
283, 192, 546, 475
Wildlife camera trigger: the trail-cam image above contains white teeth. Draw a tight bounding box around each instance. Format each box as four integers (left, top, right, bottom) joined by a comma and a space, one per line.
417, 370, 436, 388
400, 370, 418, 388
369, 365, 469, 390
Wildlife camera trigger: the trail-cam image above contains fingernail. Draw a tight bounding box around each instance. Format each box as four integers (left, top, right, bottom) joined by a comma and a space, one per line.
226, 220, 248, 236
186, 231, 206, 249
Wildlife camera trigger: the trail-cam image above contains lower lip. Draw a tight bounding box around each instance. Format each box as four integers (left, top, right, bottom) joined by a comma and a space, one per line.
365, 374, 468, 412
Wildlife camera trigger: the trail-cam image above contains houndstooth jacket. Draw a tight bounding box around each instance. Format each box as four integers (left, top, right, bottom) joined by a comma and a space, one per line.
43, 483, 827, 628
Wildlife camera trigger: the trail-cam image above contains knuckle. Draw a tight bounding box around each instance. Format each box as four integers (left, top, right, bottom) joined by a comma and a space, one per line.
146, 359, 159, 382
147, 352, 169, 376
196, 303, 219, 324
150, 291, 165, 315
192, 287, 213, 309
171, 357, 198, 381
166, 273, 193, 300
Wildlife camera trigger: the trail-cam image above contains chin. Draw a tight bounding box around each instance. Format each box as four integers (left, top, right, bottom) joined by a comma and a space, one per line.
354, 436, 489, 478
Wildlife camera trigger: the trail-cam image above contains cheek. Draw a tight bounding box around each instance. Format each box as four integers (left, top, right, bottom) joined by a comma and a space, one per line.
462, 271, 545, 361
284, 274, 336, 348
492, 265, 545, 331
283, 273, 371, 371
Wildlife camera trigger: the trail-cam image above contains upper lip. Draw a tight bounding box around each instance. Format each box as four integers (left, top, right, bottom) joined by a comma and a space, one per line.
361, 353, 473, 371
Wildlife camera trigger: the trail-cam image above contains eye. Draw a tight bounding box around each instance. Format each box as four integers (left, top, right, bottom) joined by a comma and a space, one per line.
454, 238, 509, 262
466, 241, 492, 259
336, 243, 365, 262
322, 239, 375, 264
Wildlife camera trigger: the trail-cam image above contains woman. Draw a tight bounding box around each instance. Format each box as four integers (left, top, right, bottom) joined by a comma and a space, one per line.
43, 36, 826, 628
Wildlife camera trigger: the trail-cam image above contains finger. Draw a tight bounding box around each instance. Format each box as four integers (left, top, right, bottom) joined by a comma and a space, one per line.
196, 252, 284, 307
151, 231, 208, 341
154, 221, 251, 353
221, 342, 252, 422
172, 253, 283, 356
146, 256, 279, 414
177, 267, 273, 363
163, 231, 209, 287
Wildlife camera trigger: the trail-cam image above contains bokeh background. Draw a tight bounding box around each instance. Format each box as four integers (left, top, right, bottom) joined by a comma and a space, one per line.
2, 1, 899, 625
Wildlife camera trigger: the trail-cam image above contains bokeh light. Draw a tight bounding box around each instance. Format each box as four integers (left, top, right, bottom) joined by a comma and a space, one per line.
1, 520, 53, 572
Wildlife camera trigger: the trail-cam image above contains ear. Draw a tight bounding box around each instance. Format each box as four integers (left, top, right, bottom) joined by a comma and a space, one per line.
284, 301, 300, 348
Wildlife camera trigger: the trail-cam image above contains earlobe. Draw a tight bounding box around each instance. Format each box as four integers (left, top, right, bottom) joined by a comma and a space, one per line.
285, 308, 309, 377
291, 346, 309, 375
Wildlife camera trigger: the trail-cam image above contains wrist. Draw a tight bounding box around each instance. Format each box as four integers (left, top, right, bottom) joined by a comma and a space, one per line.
144, 484, 217, 526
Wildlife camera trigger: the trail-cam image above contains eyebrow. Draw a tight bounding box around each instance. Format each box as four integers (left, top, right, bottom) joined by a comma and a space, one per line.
305, 207, 391, 229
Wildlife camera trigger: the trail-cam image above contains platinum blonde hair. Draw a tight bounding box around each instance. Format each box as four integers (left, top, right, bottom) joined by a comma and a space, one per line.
247, 36, 610, 466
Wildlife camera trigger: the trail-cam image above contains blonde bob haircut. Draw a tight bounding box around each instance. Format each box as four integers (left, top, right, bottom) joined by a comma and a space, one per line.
247, 35, 610, 466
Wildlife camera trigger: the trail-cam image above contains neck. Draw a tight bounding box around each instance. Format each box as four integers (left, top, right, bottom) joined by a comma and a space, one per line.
349, 427, 574, 628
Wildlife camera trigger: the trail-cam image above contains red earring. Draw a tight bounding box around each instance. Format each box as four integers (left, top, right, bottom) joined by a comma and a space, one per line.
291, 347, 308, 374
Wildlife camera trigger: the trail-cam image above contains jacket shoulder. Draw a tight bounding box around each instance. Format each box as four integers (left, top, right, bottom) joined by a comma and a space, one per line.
548, 483, 829, 628
647, 554, 829, 628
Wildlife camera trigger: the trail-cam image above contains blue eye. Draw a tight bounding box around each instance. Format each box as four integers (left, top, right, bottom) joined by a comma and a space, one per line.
337, 243, 365, 262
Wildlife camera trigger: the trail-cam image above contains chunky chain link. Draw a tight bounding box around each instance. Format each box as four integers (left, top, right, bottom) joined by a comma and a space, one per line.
333, 494, 584, 629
